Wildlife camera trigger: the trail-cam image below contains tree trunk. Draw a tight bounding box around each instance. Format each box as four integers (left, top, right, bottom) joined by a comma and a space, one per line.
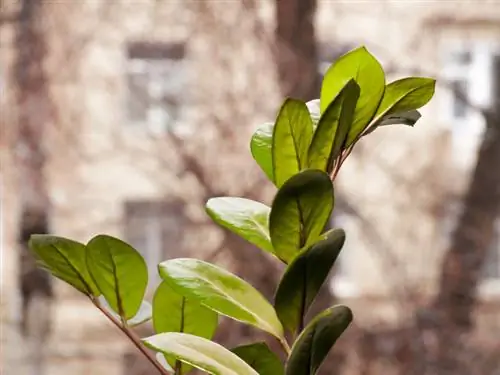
14, 0, 53, 343
275, 0, 320, 101
427, 65, 500, 374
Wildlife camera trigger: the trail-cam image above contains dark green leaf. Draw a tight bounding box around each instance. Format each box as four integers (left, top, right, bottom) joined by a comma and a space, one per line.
206, 197, 274, 256
371, 77, 435, 126
159, 258, 284, 340
97, 296, 152, 327
272, 99, 314, 187
143, 332, 259, 375
250, 123, 274, 182
308, 80, 360, 172
153, 281, 218, 374
269, 170, 334, 263
286, 306, 353, 375
363, 110, 422, 137
274, 229, 345, 335
232, 342, 284, 375
28, 235, 99, 296
86, 235, 148, 320
320, 46, 385, 146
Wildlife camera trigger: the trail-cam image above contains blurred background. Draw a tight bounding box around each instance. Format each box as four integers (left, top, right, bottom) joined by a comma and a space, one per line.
1, 0, 499, 374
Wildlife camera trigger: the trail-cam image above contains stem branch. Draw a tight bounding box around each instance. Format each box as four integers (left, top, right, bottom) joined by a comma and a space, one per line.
91, 299, 169, 375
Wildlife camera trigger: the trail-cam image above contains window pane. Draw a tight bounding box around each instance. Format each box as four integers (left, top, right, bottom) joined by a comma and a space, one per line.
451, 80, 468, 119
127, 71, 149, 123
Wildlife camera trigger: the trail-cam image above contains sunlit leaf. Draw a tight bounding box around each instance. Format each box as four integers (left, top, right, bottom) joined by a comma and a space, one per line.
250, 123, 274, 182
320, 46, 385, 146
159, 258, 284, 340
143, 332, 259, 375
29, 235, 99, 296
86, 235, 148, 320
272, 99, 314, 187
206, 197, 274, 256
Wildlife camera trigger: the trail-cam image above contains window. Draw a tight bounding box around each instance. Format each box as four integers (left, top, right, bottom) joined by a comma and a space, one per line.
441, 40, 499, 127
125, 42, 187, 134
123, 200, 185, 292
482, 219, 500, 280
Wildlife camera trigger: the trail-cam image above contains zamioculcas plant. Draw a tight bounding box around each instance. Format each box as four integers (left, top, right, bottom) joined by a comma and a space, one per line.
29, 46, 435, 375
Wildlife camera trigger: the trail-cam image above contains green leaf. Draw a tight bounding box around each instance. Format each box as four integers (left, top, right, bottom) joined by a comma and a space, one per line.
28, 235, 99, 296
97, 296, 152, 327
156, 353, 175, 373
206, 197, 274, 256
269, 170, 334, 263
274, 229, 345, 335
362, 110, 422, 137
143, 332, 259, 375
250, 123, 274, 182
371, 77, 435, 127
286, 306, 353, 375
232, 342, 284, 375
272, 99, 314, 188
308, 80, 360, 172
159, 258, 284, 340
306, 99, 320, 130
86, 235, 148, 320
320, 46, 385, 146
153, 281, 218, 374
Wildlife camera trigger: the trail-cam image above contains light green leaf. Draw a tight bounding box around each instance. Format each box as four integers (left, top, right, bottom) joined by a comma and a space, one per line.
206, 197, 274, 256
86, 235, 148, 320
371, 77, 435, 127
159, 258, 284, 340
28, 235, 99, 296
274, 229, 345, 335
143, 332, 259, 375
269, 170, 334, 263
272, 99, 314, 188
286, 306, 353, 375
153, 281, 218, 374
97, 296, 152, 327
308, 80, 360, 172
320, 46, 385, 146
250, 123, 274, 182
232, 342, 284, 375
156, 353, 175, 373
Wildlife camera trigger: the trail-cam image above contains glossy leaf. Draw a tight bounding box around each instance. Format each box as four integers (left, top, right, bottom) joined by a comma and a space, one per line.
371, 77, 435, 126
272, 99, 314, 187
28, 235, 99, 296
269, 170, 334, 263
143, 332, 259, 375
286, 306, 353, 375
308, 80, 360, 172
232, 342, 284, 375
153, 281, 218, 374
320, 46, 385, 146
306, 99, 321, 130
274, 229, 345, 334
159, 258, 284, 339
86, 235, 148, 320
206, 197, 274, 256
250, 123, 274, 182
363, 110, 422, 137
97, 296, 152, 327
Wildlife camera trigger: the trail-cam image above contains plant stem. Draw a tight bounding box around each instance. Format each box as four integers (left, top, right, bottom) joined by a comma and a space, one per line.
91, 298, 169, 375
279, 337, 292, 356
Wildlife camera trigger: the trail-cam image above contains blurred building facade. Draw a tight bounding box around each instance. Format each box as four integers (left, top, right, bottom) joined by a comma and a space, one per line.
1, 1, 500, 375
